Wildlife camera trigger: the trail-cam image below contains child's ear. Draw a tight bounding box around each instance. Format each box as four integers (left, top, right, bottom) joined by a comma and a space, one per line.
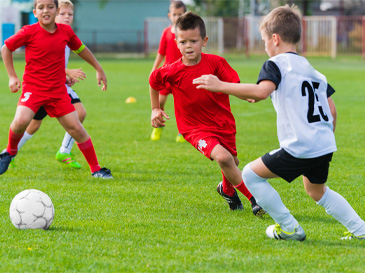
202, 36, 208, 47
33, 9, 37, 18
272, 33, 280, 46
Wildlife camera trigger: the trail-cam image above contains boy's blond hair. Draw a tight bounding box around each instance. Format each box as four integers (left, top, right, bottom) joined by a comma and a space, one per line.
59, 0, 74, 9
260, 5, 302, 44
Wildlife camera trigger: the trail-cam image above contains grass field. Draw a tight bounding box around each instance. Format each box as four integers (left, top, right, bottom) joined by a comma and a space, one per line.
0, 55, 364, 272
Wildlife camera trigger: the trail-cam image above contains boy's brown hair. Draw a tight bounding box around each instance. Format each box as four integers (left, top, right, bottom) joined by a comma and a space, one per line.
34, 0, 59, 9
175, 11, 206, 39
260, 4, 302, 44
170, 1, 187, 13
59, 0, 74, 9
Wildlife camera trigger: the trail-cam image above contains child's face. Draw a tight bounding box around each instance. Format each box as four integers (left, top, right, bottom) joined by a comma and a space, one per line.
261, 29, 275, 57
168, 7, 185, 25
176, 27, 208, 65
33, 0, 58, 28
56, 6, 74, 25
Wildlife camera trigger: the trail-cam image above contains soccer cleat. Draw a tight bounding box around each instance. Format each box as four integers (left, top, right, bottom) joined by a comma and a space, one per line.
266, 223, 306, 241
8, 157, 16, 169
151, 127, 163, 141
340, 231, 365, 240
217, 182, 243, 211
56, 150, 82, 169
176, 133, 185, 143
250, 197, 266, 218
92, 167, 113, 179
0, 150, 15, 175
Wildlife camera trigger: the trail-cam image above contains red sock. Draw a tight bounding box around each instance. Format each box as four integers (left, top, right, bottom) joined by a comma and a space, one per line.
77, 138, 100, 173
234, 181, 253, 201
7, 128, 24, 156
221, 171, 236, 196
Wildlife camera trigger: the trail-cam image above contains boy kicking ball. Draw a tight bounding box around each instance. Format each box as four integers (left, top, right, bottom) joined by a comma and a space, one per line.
193, 5, 365, 240
0, 0, 112, 178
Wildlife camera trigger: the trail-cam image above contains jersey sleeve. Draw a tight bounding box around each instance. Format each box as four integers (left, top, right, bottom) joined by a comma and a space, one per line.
216, 57, 240, 83
62, 24, 83, 52
257, 60, 281, 88
4, 25, 31, 51
149, 66, 170, 91
157, 28, 168, 56
326, 83, 335, 98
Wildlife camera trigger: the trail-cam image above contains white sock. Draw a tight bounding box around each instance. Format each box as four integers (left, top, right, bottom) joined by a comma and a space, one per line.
317, 186, 365, 236
17, 131, 33, 150
59, 132, 75, 154
242, 164, 299, 232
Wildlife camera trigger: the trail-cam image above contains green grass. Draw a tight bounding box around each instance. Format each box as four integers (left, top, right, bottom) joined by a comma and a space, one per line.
0, 55, 364, 272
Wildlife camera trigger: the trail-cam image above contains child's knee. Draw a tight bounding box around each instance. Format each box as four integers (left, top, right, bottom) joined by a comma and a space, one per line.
242, 163, 266, 188
214, 152, 234, 168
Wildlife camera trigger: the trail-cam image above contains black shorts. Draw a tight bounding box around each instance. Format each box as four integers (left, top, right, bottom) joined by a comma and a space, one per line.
261, 148, 333, 184
33, 93, 81, 121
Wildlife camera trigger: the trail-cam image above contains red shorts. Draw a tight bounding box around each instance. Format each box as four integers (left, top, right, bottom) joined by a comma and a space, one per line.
185, 133, 237, 160
18, 91, 75, 118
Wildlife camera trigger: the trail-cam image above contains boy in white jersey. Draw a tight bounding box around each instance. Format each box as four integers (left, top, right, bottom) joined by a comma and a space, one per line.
193, 5, 365, 241
11, 0, 86, 169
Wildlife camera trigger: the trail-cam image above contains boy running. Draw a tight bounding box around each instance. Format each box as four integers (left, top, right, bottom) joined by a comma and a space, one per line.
0, 0, 112, 178
11, 0, 86, 169
193, 5, 365, 240
149, 12, 264, 217
150, 0, 186, 142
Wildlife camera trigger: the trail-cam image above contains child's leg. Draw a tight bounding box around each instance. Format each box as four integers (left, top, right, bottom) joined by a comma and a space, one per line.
57, 111, 100, 173
211, 145, 253, 201
59, 102, 86, 154
7, 106, 35, 155
17, 119, 42, 150
304, 178, 365, 236
242, 159, 299, 232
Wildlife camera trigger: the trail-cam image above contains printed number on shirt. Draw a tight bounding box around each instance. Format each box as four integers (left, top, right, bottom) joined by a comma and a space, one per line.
21, 92, 32, 102
301, 81, 329, 123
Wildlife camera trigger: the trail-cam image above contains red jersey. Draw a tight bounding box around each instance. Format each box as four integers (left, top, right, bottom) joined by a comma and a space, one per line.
5, 23, 83, 98
158, 26, 182, 65
149, 53, 240, 139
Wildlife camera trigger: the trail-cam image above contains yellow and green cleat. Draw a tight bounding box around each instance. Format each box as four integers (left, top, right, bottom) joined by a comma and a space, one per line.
56, 150, 81, 169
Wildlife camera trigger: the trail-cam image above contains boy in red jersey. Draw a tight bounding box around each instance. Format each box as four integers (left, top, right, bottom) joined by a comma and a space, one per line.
150, 0, 186, 142
0, 0, 112, 178
149, 12, 264, 216
10, 0, 87, 170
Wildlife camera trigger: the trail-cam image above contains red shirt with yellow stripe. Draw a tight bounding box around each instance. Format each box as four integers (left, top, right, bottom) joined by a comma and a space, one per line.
5, 23, 84, 98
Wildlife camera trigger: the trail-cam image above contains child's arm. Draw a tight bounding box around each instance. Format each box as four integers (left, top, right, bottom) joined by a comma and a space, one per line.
193, 74, 276, 101
1, 45, 21, 93
328, 97, 337, 132
151, 53, 165, 73
66, 68, 86, 83
77, 46, 107, 91
150, 86, 170, 127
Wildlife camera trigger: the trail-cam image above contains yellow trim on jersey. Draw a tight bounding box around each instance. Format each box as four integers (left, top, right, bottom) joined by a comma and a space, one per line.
72, 43, 86, 54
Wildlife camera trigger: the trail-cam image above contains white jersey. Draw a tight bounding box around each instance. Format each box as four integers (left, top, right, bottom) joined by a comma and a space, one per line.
257, 53, 337, 158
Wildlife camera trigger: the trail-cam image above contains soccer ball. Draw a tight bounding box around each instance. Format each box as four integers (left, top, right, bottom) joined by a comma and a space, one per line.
9, 189, 54, 230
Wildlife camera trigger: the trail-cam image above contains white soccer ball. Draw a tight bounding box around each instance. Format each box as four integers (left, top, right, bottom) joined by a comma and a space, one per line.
266, 225, 276, 239
9, 189, 54, 230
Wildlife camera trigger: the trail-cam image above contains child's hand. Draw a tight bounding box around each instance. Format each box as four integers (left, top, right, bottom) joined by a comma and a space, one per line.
193, 74, 222, 92
96, 70, 107, 91
151, 108, 170, 128
66, 68, 86, 83
66, 76, 77, 87
9, 76, 21, 93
